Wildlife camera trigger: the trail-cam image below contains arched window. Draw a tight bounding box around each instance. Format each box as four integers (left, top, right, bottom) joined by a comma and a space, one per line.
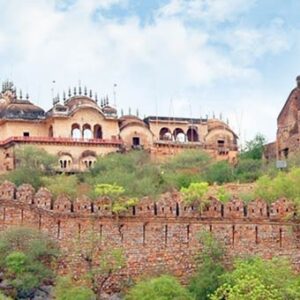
187, 127, 199, 142
71, 123, 81, 139
173, 128, 185, 142
94, 124, 102, 139
159, 127, 172, 140
83, 124, 92, 139
49, 126, 53, 138
59, 154, 73, 170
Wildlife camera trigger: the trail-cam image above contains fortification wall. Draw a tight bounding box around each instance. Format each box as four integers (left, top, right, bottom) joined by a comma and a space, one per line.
0, 181, 300, 291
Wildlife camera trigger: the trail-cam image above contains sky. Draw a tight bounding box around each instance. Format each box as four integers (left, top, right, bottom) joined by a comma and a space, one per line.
0, 0, 300, 145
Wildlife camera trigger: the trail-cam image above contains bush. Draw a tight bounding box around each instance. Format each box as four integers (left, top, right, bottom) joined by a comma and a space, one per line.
204, 161, 234, 184
189, 231, 225, 300
126, 275, 194, 300
234, 158, 262, 182
211, 257, 300, 300
0, 227, 59, 297
54, 277, 95, 300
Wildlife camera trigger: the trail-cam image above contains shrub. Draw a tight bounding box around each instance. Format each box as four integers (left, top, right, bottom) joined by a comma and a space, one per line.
0, 227, 59, 297
54, 277, 95, 300
126, 275, 194, 300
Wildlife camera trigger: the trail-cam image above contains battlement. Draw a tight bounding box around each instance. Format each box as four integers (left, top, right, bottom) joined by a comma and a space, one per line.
0, 181, 297, 222
1, 180, 300, 292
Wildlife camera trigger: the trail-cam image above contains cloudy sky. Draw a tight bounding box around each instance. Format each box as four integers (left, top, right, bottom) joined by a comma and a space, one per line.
0, 0, 300, 144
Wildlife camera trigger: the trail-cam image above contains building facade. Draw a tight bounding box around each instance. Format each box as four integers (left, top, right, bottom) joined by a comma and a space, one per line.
0, 81, 238, 173
265, 76, 300, 161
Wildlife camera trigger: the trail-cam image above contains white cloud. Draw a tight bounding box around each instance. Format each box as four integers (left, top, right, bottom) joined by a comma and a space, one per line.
0, 0, 294, 143
157, 0, 257, 23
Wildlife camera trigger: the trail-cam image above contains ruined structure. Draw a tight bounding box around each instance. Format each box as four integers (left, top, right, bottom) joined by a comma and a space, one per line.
0, 180, 299, 290
0, 80, 238, 173
266, 76, 300, 160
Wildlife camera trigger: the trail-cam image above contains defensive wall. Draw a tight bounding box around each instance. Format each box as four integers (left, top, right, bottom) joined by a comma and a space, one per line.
0, 181, 300, 291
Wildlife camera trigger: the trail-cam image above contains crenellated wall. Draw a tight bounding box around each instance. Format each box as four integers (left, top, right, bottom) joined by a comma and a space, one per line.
0, 180, 300, 291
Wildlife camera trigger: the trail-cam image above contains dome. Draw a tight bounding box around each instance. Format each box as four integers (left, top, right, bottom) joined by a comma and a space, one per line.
0, 100, 45, 120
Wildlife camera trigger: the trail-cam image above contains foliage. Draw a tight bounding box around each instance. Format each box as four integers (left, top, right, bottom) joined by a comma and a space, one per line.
254, 168, 300, 207
88, 151, 166, 198
204, 161, 234, 184
0, 292, 12, 300
42, 174, 79, 199
210, 257, 300, 300
240, 134, 266, 160
162, 150, 211, 189
216, 186, 231, 203
94, 183, 138, 214
14, 146, 56, 171
126, 275, 194, 300
234, 159, 262, 182
189, 231, 225, 300
73, 230, 126, 300
54, 277, 95, 300
0, 227, 59, 297
181, 182, 209, 204
4, 146, 56, 189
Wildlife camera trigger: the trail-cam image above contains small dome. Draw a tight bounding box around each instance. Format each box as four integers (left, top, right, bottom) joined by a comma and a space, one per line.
0, 100, 45, 120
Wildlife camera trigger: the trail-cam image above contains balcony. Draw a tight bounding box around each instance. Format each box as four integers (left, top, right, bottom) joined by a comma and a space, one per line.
0, 136, 123, 147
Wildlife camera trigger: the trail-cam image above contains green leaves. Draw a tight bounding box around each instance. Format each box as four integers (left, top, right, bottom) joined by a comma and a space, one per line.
210, 257, 300, 300
181, 182, 209, 204
94, 183, 138, 214
0, 227, 59, 297
54, 277, 96, 300
126, 275, 194, 300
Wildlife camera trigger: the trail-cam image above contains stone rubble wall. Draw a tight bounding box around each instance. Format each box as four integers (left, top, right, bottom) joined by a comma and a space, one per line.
0, 180, 300, 291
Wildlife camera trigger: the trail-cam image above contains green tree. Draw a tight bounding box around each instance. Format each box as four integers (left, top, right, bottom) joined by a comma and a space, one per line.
94, 183, 138, 215
126, 275, 194, 300
0, 227, 59, 298
210, 257, 300, 300
181, 182, 209, 204
54, 277, 95, 300
162, 150, 211, 189
88, 151, 166, 198
5, 146, 56, 189
234, 159, 262, 182
42, 174, 79, 199
189, 231, 225, 300
240, 134, 266, 160
73, 230, 126, 300
204, 161, 234, 184
14, 146, 56, 171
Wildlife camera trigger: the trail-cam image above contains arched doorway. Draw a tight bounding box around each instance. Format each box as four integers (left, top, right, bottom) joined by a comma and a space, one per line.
94, 124, 102, 139
71, 123, 81, 139
187, 127, 199, 142
48, 126, 53, 138
173, 128, 185, 142
159, 127, 172, 140
83, 124, 92, 139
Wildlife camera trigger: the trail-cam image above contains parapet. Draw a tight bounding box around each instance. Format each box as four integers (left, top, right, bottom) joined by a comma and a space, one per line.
0, 181, 297, 221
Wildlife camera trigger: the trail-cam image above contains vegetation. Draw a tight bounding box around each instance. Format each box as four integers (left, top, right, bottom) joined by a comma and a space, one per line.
54, 277, 95, 300
73, 229, 125, 300
94, 183, 138, 215
5, 146, 56, 190
189, 231, 225, 300
0, 227, 59, 298
126, 275, 194, 300
211, 257, 300, 300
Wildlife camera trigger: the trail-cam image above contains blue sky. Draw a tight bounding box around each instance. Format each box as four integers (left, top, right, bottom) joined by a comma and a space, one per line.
0, 0, 300, 144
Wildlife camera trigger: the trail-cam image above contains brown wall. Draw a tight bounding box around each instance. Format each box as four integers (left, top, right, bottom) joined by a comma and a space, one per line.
0, 181, 299, 291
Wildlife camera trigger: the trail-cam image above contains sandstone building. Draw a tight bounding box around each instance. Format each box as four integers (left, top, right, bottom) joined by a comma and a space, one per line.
265, 76, 300, 161
0, 80, 238, 173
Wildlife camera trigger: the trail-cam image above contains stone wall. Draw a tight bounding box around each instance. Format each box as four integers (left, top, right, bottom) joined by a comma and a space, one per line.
0, 180, 300, 291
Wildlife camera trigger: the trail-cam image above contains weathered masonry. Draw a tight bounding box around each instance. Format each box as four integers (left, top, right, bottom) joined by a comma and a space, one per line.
0, 80, 238, 173
0, 181, 300, 290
